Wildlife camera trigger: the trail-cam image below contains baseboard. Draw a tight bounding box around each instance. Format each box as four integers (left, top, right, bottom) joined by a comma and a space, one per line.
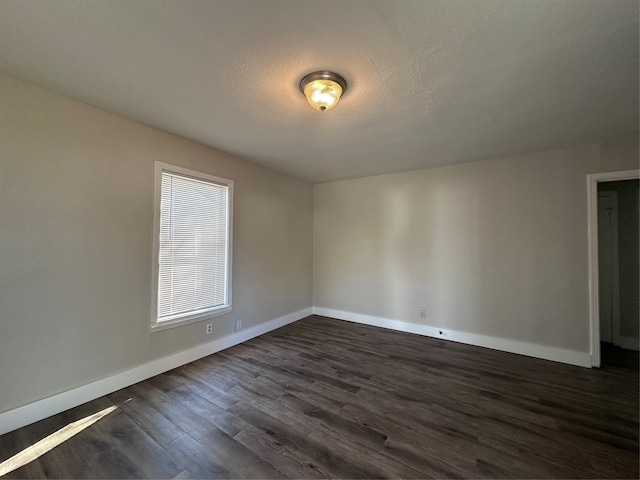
312, 307, 592, 368
0, 307, 312, 436
617, 336, 640, 351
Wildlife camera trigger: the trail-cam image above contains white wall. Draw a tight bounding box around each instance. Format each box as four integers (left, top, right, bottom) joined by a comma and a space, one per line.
314, 142, 638, 356
0, 74, 313, 414
601, 136, 640, 170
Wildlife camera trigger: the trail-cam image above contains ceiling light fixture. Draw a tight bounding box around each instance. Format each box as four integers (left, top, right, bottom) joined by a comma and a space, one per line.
299, 71, 347, 112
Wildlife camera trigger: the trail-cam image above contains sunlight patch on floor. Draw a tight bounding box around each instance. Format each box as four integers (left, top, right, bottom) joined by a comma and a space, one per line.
0, 405, 117, 476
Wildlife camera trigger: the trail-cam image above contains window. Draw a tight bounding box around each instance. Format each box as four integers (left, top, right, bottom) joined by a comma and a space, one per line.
151, 162, 233, 331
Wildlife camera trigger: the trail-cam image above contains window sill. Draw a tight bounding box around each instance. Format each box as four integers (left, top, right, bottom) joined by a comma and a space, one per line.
150, 306, 232, 333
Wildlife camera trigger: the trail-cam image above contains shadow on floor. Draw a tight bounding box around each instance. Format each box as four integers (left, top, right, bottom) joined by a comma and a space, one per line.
601, 342, 639, 371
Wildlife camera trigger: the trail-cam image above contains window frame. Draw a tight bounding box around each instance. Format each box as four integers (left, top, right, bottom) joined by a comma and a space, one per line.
150, 162, 233, 332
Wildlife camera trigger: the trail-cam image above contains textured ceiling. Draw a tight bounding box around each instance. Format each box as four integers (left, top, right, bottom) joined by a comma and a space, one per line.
1, 0, 638, 183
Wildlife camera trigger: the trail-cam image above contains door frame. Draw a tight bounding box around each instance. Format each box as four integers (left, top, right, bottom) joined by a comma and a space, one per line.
588, 169, 639, 367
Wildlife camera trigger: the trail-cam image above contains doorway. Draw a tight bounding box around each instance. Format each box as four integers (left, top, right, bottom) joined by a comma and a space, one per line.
588, 170, 640, 368
597, 190, 620, 346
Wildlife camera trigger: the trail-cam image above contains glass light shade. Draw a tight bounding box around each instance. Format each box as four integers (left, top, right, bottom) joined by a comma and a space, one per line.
303, 79, 343, 112
299, 72, 347, 112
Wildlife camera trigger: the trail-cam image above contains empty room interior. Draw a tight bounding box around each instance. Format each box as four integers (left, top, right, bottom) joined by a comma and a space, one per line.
0, 1, 639, 479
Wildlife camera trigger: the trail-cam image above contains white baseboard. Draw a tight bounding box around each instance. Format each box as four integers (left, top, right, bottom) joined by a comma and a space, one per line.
618, 336, 640, 351
0, 308, 312, 436
312, 307, 592, 368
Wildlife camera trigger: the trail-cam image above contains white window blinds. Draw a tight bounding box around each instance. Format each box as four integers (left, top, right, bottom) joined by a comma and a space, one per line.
157, 170, 230, 323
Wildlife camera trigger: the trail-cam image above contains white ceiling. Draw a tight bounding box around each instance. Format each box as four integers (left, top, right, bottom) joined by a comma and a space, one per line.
1, 0, 637, 183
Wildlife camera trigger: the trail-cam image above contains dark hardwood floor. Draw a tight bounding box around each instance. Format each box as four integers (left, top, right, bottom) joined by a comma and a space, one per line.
601, 342, 639, 371
1, 315, 638, 479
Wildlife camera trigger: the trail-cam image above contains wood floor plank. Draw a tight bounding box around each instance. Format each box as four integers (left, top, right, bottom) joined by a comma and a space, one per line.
89, 407, 184, 479
106, 387, 184, 446
165, 433, 230, 479
234, 425, 334, 479
126, 381, 218, 440
227, 401, 382, 478
338, 402, 478, 473
181, 426, 284, 479
306, 427, 428, 479
173, 390, 249, 438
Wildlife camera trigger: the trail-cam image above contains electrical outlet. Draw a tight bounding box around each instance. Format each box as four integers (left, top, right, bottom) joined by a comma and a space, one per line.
419, 309, 426, 319
234, 319, 242, 333
205, 324, 213, 334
